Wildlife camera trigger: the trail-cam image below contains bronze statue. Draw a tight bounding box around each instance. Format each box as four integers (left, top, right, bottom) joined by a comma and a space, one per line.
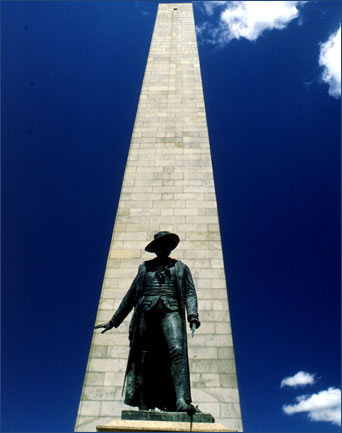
95, 231, 200, 413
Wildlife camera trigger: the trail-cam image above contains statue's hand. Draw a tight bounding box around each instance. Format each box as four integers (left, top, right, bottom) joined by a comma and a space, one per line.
190, 318, 201, 330
94, 322, 114, 334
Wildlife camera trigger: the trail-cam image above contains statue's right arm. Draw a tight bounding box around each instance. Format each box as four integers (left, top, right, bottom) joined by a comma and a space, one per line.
94, 269, 141, 333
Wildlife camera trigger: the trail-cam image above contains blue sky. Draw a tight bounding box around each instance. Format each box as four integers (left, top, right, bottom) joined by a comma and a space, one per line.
1, 1, 341, 432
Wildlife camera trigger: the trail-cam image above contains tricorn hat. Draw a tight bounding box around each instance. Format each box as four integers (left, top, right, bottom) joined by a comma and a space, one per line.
145, 231, 180, 253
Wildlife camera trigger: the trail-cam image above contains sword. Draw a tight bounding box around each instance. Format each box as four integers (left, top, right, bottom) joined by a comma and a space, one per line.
191, 323, 196, 338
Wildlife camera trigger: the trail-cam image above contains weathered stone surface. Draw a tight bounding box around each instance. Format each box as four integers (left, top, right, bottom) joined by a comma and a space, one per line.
75, 3, 242, 432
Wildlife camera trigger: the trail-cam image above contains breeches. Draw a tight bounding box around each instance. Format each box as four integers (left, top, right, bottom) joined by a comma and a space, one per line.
135, 299, 189, 408
138, 300, 183, 362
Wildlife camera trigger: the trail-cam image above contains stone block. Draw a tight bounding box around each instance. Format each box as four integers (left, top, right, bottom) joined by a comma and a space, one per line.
196, 288, 227, 300
107, 346, 129, 359
83, 386, 123, 401
210, 278, 227, 289
211, 258, 224, 268
219, 374, 238, 388
183, 249, 223, 259
190, 334, 233, 348
92, 346, 109, 359
99, 299, 115, 311
216, 322, 232, 335
194, 268, 225, 280
185, 231, 210, 241
191, 373, 220, 388
97, 310, 114, 322
174, 207, 206, 216
100, 401, 124, 417
92, 332, 129, 347
117, 258, 142, 268
88, 358, 127, 373
183, 258, 211, 269
106, 268, 137, 279
86, 372, 106, 386
196, 388, 240, 404
188, 340, 218, 358
104, 372, 125, 387
190, 359, 236, 374
198, 299, 228, 311
220, 403, 242, 419
80, 401, 101, 416
114, 231, 147, 241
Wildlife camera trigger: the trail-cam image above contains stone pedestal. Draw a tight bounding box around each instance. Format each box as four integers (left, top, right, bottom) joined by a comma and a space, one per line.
96, 410, 236, 432
96, 419, 236, 432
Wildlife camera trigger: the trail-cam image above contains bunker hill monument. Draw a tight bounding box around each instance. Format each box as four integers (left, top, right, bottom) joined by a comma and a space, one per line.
75, 3, 243, 432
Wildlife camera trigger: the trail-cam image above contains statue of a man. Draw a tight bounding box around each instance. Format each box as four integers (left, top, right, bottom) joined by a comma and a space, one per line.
95, 231, 200, 413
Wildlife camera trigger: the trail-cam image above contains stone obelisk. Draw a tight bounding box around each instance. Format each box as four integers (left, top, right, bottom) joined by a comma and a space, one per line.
75, 3, 242, 432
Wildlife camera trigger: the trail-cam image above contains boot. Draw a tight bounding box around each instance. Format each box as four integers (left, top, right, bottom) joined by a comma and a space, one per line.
171, 355, 189, 411
176, 397, 189, 412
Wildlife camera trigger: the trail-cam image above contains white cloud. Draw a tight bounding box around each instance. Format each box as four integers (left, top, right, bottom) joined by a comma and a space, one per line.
196, 1, 307, 45
201, 1, 226, 16
319, 25, 341, 98
281, 371, 316, 388
283, 387, 341, 426
221, 1, 302, 41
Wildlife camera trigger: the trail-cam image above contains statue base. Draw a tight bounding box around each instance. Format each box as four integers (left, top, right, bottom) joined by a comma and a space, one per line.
122, 409, 215, 423
96, 410, 236, 432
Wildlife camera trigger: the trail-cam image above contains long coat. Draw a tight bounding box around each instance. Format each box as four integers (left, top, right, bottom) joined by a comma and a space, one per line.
110, 259, 199, 410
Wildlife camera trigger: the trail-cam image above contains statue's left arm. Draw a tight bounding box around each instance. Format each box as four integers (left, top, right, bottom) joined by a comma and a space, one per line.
183, 265, 201, 330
